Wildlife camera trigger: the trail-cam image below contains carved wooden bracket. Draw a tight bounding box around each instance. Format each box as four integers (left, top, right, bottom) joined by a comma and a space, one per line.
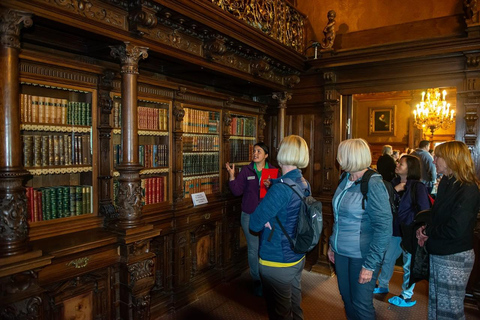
272, 91, 292, 108
323, 71, 336, 84
110, 41, 149, 74
0, 8, 32, 50
284, 74, 300, 88
466, 53, 480, 69
129, 0, 158, 36
204, 36, 227, 60
251, 58, 271, 77
465, 106, 479, 147
464, 0, 480, 26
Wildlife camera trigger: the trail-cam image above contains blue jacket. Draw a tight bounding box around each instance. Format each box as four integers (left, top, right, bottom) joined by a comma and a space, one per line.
330, 171, 392, 271
391, 177, 431, 237
228, 162, 276, 214
249, 169, 308, 265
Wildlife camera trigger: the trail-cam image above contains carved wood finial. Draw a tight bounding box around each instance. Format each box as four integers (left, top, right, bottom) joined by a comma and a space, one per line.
272, 92, 292, 108
464, 0, 479, 25
320, 10, 336, 50
284, 74, 300, 88
129, 0, 158, 36
110, 42, 148, 74
251, 58, 271, 77
0, 8, 33, 49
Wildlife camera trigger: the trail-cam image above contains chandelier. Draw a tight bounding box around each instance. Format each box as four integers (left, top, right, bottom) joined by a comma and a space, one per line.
413, 88, 455, 139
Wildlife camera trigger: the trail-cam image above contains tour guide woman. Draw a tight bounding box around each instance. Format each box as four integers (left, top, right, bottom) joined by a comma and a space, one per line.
328, 138, 392, 320
226, 142, 274, 296
249, 135, 310, 320
416, 141, 480, 320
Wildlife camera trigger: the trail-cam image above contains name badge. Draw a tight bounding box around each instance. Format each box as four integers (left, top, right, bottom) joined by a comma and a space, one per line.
247, 176, 256, 180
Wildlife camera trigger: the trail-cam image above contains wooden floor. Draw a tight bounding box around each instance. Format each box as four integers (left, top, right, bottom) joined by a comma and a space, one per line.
157, 270, 480, 319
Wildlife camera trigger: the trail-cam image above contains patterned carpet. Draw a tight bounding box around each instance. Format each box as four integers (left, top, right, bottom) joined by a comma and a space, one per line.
157, 269, 480, 319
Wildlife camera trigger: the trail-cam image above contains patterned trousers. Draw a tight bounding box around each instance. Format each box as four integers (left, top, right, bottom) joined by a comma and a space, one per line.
428, 249, 475, 320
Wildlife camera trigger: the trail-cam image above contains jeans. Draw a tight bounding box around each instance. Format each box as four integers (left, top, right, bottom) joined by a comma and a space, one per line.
260, 258, 305, 320
335, 253, 380, 320
377, 236, 402, 290
241, 211, 260, 281
401, 250, 415, 299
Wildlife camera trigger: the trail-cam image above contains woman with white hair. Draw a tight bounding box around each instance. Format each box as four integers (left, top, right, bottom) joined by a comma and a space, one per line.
328, 138, 392, 320
250, 135, 311, 320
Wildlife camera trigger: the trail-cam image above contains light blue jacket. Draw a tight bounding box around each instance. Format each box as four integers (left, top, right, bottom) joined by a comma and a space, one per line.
330, 171, 392, 271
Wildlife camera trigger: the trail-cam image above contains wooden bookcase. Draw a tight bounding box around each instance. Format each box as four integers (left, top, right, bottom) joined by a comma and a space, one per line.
181, 105, 221, 200
20, 80, 98, 240
111, 95, 172, 209
228, 113, 258, 166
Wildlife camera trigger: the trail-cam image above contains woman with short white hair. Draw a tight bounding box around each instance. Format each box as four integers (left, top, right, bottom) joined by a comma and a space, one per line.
328, 138, 392, 320
250, 135, 311, 320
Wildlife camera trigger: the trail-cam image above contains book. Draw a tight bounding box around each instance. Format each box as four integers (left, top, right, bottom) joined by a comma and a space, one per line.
260, 168, 279, 198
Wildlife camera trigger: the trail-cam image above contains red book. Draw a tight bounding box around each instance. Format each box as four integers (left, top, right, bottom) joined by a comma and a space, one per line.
260, 168, 279, 199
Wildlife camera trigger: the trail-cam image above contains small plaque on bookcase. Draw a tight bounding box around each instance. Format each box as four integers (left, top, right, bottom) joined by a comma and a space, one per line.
191, 192, 208, 206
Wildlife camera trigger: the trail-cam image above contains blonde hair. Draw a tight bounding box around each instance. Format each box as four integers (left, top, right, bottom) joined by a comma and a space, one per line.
434, 141, 479, 186
337, 138, 372, 172
277, 135, 310, 168
382, 145, 393, 155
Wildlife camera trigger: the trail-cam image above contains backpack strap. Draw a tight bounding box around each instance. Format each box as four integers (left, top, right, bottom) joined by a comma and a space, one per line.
359, 169, 376, 210
274, 177, 309, 249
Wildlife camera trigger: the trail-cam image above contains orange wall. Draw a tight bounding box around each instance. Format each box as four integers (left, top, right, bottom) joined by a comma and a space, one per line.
298, 0, 462, 45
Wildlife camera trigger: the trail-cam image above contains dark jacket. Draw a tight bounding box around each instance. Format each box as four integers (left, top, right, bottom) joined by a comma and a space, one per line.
228, 162, 276, 214
249, 169, 307, 264
392, 177, 431, 237
412, 148, 436, 185
425, 175, 480, 255
376, 154, 397, 182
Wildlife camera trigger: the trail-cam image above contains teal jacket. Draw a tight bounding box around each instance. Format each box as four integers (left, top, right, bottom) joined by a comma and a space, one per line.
330, 171, 392, 271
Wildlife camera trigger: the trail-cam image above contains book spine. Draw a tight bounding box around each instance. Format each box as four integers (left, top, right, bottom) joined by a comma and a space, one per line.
76, 186, 82, 215
36, 189, 43, 222
62, 99, 68, 125
33, 134, 42, 167
23, 135, 33, 167
70, 186, 76, 216
82, 186, 88, 215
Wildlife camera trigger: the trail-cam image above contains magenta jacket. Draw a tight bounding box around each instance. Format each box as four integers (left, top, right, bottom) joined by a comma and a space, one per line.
228, 162, 276, 214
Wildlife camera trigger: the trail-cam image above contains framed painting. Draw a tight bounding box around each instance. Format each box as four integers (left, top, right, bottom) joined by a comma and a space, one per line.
369, 106, 396, 136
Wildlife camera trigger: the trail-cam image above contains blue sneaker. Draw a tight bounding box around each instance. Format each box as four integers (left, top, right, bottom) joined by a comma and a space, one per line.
373, 287, 389, 294
388, 295, 417, 307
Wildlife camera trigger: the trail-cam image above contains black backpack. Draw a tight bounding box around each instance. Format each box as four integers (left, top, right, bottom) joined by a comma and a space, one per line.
339, 169, 397, 216
274, 177, 323, 254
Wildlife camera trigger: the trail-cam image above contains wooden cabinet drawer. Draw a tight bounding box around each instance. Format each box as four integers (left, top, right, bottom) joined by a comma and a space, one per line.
39, 247, 119, 285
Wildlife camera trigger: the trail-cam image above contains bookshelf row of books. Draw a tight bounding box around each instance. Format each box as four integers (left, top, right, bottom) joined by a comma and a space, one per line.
183, 108, 220, 133
26, 185, 92, 222
113, 102, 168, 131
23, 133, 92, 167
183, 176, 220, 199
230, 140, 254, 163
113, 144, 168, 168
183, 135, 220, 152
230, 116, 256, 137
183, 153, 219, 176
141, 176, 167, 205
20, 94, 92, 126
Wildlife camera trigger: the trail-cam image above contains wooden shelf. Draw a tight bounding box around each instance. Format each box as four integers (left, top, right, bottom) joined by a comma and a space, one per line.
21, 123, 91, 133
26, 165, 92, 175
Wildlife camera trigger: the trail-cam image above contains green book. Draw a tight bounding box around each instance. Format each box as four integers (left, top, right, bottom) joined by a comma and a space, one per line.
76, 186, 83, 215
50, 187, 57, 220
56, 187, 63, 218
44, 187, 51, 220
69, 186, 76, 216
63, 186, 70, 217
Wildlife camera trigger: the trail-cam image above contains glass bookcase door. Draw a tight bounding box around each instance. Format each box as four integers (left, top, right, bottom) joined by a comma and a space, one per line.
20, 82, 96, 223
229, 114, 257, 166
112, 96, 171, 208
182, 107, 221, 199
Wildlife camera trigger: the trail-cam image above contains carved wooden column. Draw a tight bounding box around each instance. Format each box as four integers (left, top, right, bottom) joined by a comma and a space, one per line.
98, 70, 117, 223
311, 71, 339, 276
0, 9, 51, 320
110, 42, 148, 229
0, 7, 32, 257
172, 87, 186, 204
110, 42, 160, 320
272, 91, 292, 143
